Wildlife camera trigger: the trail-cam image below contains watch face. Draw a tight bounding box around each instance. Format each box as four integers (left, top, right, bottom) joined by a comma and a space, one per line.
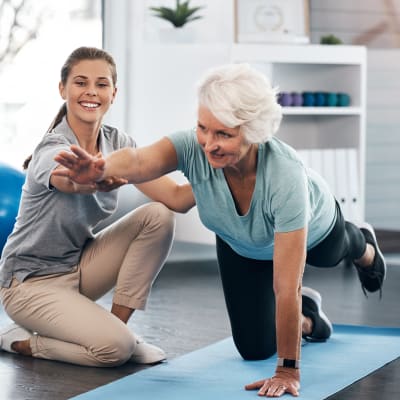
254, 5, 284, 32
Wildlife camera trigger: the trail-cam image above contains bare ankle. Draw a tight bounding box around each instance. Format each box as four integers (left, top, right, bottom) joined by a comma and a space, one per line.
11, 339, 32, 356
111, 303, 135, 324
355, 244, 375, 268
302, 315, 313, 336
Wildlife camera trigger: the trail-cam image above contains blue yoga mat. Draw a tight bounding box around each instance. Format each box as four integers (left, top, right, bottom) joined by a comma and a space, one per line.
72, 324, 400, 400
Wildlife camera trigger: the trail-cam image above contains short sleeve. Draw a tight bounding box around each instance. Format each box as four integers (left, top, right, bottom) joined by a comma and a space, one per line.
271, 166, 310, 232
30, 134, 72, 190
167, 130, 199, 181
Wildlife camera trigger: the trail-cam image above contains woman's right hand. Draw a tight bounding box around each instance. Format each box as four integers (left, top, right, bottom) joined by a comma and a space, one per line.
53, 145, 105, 184
245, 369, 300, 397
96, 176, 128, 192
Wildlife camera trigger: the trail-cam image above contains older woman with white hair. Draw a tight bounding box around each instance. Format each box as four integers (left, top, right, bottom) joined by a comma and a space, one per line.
53, 63, 386, 398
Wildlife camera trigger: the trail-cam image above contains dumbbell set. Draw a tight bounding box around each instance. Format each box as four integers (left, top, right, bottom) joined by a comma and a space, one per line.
278, 92, 351, 107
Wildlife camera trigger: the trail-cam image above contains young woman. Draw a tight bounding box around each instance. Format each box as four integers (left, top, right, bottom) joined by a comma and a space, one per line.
0, 47, 195, 367
52, 63, 385, 396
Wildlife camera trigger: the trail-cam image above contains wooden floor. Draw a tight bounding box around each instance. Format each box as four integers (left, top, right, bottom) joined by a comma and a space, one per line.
0, 231, 399, 400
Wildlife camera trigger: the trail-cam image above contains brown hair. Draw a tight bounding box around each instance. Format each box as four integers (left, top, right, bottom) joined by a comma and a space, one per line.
23, 47, 117, 170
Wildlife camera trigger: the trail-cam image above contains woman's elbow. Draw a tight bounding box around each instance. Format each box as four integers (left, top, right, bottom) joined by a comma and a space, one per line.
169, 202, 195, 214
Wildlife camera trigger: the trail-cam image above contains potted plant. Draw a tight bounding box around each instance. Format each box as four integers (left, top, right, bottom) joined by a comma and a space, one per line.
150, 0, 204, 28
320, 34, 343, 45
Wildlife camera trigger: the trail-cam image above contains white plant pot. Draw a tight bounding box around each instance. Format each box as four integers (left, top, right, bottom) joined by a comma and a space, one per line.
158, 26, 195, 43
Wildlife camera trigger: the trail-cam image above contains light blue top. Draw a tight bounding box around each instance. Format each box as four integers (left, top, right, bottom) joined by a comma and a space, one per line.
0, 117, 135, 287
168, 130, 336, 260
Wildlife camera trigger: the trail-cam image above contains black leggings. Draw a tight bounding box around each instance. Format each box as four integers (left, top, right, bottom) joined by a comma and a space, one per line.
216, 202, 366, 360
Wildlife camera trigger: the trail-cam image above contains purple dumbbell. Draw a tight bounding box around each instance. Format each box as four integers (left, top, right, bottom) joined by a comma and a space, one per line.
291, 92, 303, 106
278, 92, 293, 107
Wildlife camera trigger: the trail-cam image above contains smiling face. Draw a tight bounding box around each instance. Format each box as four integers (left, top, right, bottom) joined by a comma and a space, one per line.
59, 59, 116, 129
196, 105, 253, 170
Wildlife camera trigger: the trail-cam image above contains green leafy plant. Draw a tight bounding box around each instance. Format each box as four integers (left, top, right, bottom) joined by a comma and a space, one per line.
150, 0, 204, 28
320, 34, 343, 45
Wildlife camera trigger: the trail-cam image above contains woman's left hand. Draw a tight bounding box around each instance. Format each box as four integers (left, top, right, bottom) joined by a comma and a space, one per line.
245, 371, 300, 397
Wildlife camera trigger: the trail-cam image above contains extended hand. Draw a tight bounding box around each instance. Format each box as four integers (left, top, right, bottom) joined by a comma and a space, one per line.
53, 145, 105, 184
245, 372, 300, 397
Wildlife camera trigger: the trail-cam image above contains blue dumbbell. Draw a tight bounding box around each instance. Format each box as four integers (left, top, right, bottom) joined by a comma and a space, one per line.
325, 92, 338, 107
314, 92, 326, 107
291, 92, 303, 106
337, 93, 351, 106
302, 92, 315, 106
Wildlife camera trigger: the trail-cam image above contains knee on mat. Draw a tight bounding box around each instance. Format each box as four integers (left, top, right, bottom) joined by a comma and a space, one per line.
235, 340, 276, 361
93, 336, 135, 367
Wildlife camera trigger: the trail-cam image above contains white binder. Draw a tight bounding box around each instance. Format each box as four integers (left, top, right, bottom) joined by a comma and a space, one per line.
346, 149, 361, 222
321, 149, 336, 195
334, 149, 350, 219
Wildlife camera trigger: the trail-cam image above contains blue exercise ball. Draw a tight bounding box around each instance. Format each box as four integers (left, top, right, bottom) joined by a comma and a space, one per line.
0, 162, 25, 252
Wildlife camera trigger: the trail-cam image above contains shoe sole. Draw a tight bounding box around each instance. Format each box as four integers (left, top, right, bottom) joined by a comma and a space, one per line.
357, 222, 387, 282
302, 287, 333, 333
131, 337, 167, 364
130, 355, 167, 364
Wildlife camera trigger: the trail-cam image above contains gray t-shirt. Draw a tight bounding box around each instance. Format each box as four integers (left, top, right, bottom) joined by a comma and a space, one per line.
0, 117, 135, 287
168, 130, 336, 260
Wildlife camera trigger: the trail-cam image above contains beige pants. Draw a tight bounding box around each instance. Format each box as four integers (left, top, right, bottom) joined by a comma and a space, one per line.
0, 202, 175, 367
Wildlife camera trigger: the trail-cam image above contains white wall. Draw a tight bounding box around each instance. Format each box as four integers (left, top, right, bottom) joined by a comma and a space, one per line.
309, 0, 400, 229
365, 50, 400, 229
310, 0, 400, 48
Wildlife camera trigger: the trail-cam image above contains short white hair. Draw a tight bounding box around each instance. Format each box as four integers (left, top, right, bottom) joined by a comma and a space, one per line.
197, 63, 282, 143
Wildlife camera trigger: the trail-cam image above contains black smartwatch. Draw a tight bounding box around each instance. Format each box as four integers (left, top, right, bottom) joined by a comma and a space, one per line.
277, 358, 300, 369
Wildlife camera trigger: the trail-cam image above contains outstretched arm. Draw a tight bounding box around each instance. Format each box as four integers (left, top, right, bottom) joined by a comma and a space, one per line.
53, 137, 179, 185
53, 137, 194, 212
135, 177, 195, 213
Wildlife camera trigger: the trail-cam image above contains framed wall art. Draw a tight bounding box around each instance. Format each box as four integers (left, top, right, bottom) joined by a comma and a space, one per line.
234, 0, 310, 44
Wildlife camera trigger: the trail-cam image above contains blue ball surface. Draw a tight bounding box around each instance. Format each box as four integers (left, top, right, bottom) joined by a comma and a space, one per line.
0, 162, 25, 252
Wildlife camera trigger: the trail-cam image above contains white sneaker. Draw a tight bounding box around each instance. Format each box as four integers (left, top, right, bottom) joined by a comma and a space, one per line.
0, 323, 32, 353
130, 336, 166, 364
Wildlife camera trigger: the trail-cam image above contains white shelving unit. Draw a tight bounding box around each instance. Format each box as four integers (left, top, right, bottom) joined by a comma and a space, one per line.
231, 44, 367, 222
281, 107, 362, 116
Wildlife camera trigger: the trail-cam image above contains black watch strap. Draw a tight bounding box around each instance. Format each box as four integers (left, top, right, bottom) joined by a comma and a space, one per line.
277, 358, 300, 369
